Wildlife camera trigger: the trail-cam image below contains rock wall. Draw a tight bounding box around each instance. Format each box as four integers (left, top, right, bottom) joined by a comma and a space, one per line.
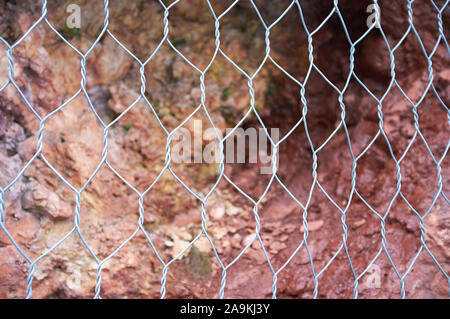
0, 0, 448, 298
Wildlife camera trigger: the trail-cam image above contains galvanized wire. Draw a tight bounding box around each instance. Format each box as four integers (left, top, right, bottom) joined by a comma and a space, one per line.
0, 0, 448, 299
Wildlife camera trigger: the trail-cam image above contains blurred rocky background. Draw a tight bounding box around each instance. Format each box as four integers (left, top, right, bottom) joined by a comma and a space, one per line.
0, 0, 449, 298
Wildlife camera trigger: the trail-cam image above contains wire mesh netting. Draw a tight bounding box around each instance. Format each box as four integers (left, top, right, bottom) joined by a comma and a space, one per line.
0, 0, 449, 299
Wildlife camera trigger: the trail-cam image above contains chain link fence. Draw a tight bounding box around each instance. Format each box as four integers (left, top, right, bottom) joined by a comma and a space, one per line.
0, 0, 448, 299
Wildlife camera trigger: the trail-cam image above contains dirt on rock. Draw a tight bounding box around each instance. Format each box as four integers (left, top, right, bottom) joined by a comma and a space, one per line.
0, 0, 448, 299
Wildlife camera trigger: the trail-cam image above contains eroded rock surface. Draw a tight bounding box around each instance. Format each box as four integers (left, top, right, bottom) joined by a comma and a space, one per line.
0, 0, 448, 298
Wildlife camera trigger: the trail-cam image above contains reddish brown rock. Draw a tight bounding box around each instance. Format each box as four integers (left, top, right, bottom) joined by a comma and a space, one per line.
0, 0, 448, 299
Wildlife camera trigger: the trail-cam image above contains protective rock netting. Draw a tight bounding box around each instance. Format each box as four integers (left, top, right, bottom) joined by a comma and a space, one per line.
0, 0, 449, 299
